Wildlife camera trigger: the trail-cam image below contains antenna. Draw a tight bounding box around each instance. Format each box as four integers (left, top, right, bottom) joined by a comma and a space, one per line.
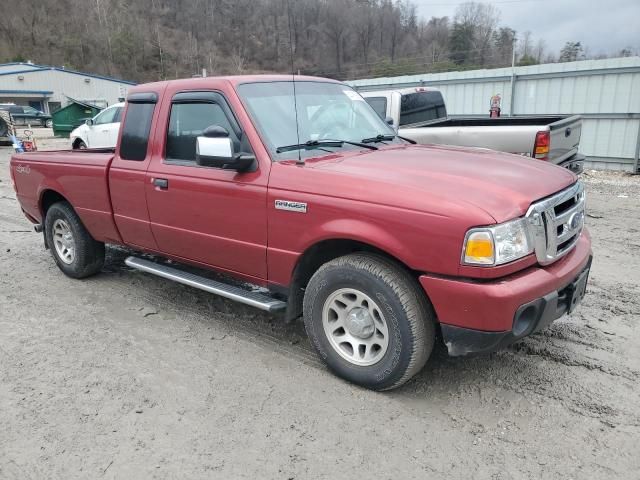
286, 0, 303, 165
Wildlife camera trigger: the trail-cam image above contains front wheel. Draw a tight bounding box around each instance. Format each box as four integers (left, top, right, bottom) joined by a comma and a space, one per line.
303, 253, 435, 391
44, 202, 105, 278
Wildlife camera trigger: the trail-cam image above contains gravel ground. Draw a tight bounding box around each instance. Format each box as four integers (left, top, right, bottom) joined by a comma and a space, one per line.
1, 133, 639, 479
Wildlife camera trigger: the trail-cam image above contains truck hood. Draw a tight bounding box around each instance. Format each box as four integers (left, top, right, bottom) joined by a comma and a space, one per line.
304, 144, 576, 223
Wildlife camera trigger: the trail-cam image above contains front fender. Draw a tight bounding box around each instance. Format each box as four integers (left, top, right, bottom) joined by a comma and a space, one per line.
301, 218, 411, 266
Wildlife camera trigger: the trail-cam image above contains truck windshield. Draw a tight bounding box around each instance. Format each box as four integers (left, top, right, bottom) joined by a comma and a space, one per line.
238, 81, 396, 160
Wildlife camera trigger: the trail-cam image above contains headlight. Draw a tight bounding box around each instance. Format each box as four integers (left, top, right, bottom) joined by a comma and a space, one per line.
462, 217, 533, 266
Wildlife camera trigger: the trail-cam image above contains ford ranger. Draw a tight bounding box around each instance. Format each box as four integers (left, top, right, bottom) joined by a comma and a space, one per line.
9, 75, 592, 390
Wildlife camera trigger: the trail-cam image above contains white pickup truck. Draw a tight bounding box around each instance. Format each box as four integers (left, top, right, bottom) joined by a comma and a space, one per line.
361, 87, 584, 174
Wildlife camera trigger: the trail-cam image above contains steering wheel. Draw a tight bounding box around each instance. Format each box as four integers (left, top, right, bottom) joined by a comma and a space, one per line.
320, 122, 350, 140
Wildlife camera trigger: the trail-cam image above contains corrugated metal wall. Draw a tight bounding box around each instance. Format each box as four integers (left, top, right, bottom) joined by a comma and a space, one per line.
348, 57, 640, 172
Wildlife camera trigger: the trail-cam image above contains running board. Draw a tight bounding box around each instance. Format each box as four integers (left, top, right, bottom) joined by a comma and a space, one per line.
125, 256, 286, 313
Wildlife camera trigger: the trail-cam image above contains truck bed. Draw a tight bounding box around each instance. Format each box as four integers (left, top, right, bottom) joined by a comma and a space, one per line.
400, 115, 582, 166
409, 116, 568, 128
10, 149, 120, 243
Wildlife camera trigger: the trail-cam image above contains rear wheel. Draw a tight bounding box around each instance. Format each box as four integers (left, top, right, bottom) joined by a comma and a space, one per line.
44, 202, 105, 278
45, 119, 53, 128
303, 253, 435, 391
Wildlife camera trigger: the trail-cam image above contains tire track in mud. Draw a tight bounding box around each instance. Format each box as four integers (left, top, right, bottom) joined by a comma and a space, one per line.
501, 311, 640, 427
493, 349, 635, 425
510, 336, 638, 381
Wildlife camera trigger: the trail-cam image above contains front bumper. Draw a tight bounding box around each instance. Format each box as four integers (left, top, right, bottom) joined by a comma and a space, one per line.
419, 230, 592, 356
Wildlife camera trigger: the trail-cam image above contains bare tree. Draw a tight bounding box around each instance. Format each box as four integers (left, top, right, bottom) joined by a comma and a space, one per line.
454, 1, 500, 65
0, 0, 611, 83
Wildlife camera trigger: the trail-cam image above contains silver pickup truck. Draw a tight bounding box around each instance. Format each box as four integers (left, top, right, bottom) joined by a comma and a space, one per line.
361, 87, 584, 174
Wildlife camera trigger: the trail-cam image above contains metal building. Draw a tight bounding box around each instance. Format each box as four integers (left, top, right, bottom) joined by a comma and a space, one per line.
348, 57, 640, 173
0, 62, 135, 114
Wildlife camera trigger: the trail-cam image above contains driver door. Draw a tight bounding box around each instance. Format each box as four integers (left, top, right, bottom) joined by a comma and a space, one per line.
144, 90, 269, 280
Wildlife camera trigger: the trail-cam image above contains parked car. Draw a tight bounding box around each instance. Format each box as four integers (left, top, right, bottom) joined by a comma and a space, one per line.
360, 87, 585, 174
0, 104, 53, 128
10, 75, 591, 390
69, 102, 125, 149
0, 109, 37, 150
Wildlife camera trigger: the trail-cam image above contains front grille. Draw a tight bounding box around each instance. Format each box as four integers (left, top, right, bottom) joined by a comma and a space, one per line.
526, 182, 585, 265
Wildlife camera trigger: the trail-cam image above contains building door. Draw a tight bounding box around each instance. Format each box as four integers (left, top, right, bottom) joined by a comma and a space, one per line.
48, 102, 61, 113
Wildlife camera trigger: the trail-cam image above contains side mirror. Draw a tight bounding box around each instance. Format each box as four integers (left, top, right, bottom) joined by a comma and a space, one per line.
196, 125, 256, 172
85, 119, 94, 126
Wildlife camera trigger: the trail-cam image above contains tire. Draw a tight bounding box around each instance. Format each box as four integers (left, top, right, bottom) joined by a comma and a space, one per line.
303, 253, 435, 391
45, 119, 53, 128
44, 202, 105, 279
75, 140, 87, 149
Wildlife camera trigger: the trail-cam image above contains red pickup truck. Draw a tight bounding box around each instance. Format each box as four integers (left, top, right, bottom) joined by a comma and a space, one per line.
9, 75, 592, 390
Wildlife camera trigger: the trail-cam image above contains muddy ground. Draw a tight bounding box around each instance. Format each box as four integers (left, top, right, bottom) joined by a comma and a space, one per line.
1, 132, 639, 479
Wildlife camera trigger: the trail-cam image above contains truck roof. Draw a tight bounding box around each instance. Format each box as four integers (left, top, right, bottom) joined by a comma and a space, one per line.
127, 74, 342, 95
359, 86, 442, 96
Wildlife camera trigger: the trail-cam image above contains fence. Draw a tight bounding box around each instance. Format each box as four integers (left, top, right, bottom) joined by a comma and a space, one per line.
348, 57, 640, 173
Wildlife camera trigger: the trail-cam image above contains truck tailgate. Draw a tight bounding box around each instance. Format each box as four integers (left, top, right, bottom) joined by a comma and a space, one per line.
10, 150, 120, 243
548, 115, 582, 164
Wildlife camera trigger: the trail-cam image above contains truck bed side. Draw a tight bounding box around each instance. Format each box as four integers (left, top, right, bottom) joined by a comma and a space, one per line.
399, 115, 582, 164
9, 149, 122, 244
400, 122, 540, 156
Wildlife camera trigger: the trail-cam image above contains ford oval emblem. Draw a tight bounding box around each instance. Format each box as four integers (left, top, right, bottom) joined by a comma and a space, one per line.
569, 211, 583, 231
565, 127, 572, 138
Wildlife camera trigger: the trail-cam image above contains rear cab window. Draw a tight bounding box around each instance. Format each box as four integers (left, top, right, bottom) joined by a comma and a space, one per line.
399, 91, 447, 126
120, 93, 157, 160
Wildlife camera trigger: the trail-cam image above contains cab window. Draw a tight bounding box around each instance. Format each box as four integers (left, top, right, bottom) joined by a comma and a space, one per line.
113, 107, 124, 123
399, 91, 447, 126
120, 102, 155, 161
94, 107, 118, 125
165, 102, 239, 164
364, 97, 388, 120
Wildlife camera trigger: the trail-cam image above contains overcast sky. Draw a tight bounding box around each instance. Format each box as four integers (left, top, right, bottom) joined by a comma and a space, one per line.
412, 0, 640, 57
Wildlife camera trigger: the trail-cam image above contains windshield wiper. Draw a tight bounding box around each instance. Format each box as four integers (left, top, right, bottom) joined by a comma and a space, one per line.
361, 133, 417, 145
276, 139, 378, 154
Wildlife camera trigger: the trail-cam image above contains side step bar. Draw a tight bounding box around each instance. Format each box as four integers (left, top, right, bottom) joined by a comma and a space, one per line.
125, 256, 286, 313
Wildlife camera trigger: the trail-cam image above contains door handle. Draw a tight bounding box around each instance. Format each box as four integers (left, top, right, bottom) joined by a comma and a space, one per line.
153, 178, 169, 189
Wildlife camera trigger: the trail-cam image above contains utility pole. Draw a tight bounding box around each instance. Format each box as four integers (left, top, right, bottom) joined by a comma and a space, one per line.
509, 36, 517, 116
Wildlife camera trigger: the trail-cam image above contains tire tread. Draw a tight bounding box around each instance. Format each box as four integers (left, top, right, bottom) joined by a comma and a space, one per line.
45, 202, 105, 278
304, 253, 435, 390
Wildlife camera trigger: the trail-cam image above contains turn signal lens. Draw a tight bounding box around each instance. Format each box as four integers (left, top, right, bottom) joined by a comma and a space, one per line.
464, 231, 494, 265
534, 131, 550, 159
462, 218, 534, 267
